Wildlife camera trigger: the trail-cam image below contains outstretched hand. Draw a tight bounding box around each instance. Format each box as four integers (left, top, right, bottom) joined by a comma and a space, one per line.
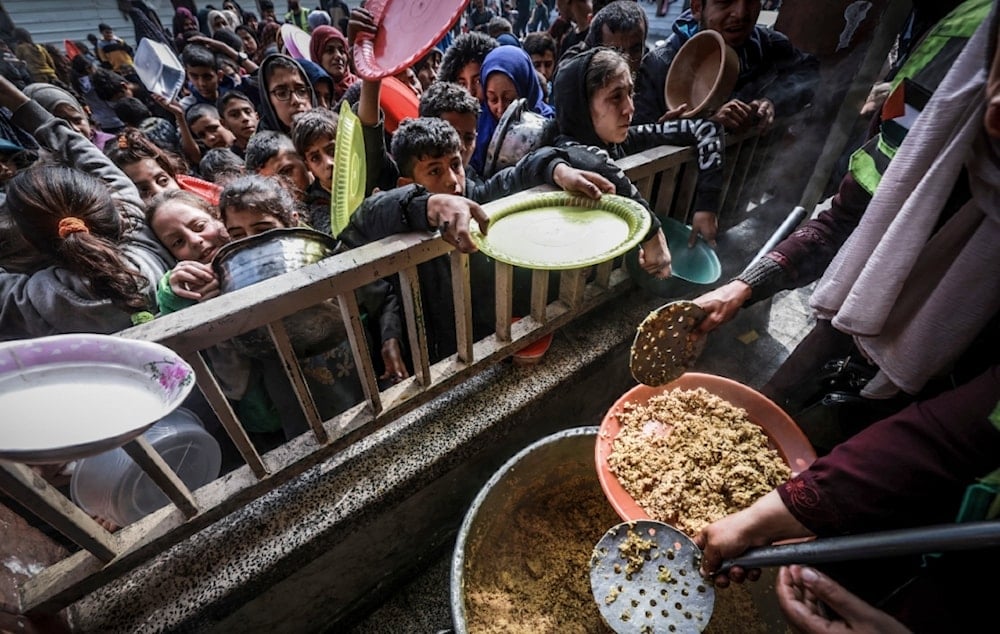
380, 338, 409, 383
426, 193, 489, 253
776, 566, 912, 634
689, 210, 718, 247
551, 163, 615, 199
658, 102, 688, 123
691, 280, 752, 334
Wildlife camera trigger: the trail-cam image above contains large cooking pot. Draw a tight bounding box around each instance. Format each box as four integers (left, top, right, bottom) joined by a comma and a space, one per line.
212, 227, 348, 359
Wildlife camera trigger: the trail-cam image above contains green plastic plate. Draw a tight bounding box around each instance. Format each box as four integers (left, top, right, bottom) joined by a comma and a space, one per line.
470, 192, 651, 270
331, 100, 367, 237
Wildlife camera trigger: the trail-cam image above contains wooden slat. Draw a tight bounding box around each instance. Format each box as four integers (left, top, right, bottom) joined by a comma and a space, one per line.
673, 163, 699, 223
339, 291, 383, 417
530, 269, 549, 323
634, 175, 654, 202
494, 262, 514, 341
121, 437, 199, 519
558, 268, 587, 308
652, 165, 680, 217
0, 462, 116, 563
726, 135, 761, 219
594, 260, 613, 290
186, 352, 268, 479
267, 319, 329, 444
398, 265, 431, 386
450, 251, 474, 364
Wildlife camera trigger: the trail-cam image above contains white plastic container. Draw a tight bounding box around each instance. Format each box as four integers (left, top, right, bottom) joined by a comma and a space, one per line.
70, 408, 221, 527
133, 38, 185, 101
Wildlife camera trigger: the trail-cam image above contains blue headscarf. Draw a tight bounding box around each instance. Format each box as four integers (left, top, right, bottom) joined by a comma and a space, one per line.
471, 45, 554, 174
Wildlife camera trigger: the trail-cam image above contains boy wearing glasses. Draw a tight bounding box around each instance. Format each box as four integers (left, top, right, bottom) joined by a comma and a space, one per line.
258, 54, 316, 135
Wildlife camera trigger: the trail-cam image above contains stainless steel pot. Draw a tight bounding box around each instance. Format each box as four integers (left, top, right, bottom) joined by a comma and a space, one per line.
212, 227, 347, 359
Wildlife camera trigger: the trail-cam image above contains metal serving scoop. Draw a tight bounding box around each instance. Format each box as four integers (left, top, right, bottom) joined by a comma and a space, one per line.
629, 301, 708, 387
590, 520, 714, 633
591, 518, 1000, 633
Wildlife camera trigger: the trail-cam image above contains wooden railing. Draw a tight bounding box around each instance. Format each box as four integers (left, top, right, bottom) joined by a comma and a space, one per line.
0, 129, 768, 619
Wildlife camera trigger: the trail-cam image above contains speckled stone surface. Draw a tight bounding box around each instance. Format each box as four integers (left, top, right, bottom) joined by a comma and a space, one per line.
68, 284, 671, 633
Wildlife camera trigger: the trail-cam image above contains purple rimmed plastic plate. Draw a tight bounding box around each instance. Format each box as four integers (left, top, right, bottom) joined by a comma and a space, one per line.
0, 334, 194, 464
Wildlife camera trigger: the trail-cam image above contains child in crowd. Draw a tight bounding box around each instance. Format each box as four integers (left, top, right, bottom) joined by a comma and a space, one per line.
22, 83, 114, 150
419, 82, 479, 170
199, 147, 245, 185
341, 116, 613, 360
412, 48, 443, 93
0, 73, 171, 338
112, 96, 151, 127
105, 128, 222, 205
218, 175, 408, 386
243, 130, 313, 198
186, 103, 238, 152
217, 90, 259, 157
553, 47, 724, 251
179, 44, 228, 110
290, 108, 338, 234
471, 45, 554, 175
257, 54, 315, 135
144, 189, 287, 448
96, 23, 134, 73
438, 31, 497, 100
522, 32, 557, 100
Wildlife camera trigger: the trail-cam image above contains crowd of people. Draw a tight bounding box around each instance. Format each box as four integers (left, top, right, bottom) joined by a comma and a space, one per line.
2, 0, 816, 443
0, 0, 995, 630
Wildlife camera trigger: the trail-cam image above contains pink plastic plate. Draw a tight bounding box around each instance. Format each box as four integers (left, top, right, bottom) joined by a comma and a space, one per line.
353, 0, 468, 80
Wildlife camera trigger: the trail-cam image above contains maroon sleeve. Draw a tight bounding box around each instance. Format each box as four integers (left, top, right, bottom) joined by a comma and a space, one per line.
778, 365, 1000, 535
737, 171, 872, 303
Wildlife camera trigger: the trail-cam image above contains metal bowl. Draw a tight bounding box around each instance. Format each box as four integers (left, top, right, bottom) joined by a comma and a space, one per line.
483, 98, 551, 178
212, 227, 347, 359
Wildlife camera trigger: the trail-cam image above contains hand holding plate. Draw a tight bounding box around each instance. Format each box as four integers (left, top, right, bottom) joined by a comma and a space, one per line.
551, 163, 615, 200
347, 7, 377, 46
427, 193, 489, 253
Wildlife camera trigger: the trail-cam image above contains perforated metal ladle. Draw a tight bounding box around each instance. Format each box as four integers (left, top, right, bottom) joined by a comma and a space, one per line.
591, 519, 1000, 633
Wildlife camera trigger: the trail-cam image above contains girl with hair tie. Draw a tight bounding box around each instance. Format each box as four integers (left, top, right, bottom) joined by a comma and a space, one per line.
0, 73, 173, 338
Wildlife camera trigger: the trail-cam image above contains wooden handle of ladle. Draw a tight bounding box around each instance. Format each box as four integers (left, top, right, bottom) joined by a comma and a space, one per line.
717, 520, 1000, 574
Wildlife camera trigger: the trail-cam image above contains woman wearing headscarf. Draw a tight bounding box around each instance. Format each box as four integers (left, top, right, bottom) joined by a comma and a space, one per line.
173, 7, 200, 53
207, 9, 240, 35
309, 25, 357, 103
470, 45, 553, 176
120, 0, 173, 50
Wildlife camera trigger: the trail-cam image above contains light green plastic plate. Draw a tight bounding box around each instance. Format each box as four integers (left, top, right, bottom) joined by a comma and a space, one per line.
470, 192, 651, 270
331, 100, 367, 237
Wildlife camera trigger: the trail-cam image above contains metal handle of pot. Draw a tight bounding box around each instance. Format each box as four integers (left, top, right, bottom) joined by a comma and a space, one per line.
717, 520, 1000, 574
743, 205, 809, 271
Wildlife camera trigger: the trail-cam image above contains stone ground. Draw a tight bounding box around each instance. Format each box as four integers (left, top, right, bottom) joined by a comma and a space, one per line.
343, 3, 811, 632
